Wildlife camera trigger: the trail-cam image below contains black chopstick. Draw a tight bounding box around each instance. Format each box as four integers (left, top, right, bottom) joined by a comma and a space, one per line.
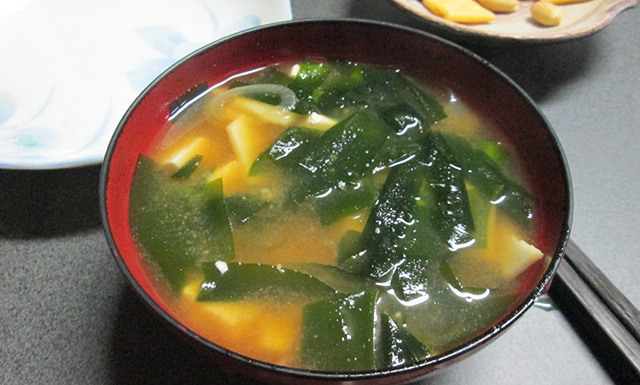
563, 240, 640, 343
550, 241, 640, 377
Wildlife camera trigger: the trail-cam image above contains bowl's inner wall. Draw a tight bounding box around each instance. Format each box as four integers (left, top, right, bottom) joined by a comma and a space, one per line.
104, 20, 570, 379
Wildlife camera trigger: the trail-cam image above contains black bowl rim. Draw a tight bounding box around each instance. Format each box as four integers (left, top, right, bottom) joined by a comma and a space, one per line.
99, 18, 573, 383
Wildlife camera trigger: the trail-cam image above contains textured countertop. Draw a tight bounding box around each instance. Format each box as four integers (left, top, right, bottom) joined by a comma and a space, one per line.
1, 0, 638, 384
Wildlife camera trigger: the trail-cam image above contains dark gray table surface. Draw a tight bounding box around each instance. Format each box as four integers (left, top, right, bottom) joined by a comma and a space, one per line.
1, 1, 638, 384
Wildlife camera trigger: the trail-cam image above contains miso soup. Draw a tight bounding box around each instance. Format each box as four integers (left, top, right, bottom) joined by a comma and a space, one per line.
129, 60, 546, 371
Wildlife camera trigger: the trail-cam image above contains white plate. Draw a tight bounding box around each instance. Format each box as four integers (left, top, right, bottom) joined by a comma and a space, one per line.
0, 0, 291, 169
389, 0, 637, 42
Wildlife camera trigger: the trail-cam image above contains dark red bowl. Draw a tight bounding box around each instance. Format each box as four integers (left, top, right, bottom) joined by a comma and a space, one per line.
100, 19, 572, 384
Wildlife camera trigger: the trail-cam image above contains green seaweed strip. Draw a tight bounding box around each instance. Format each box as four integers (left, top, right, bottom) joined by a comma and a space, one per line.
401, 182, 451, 261
129, 156, 224, 293
290, 60, 331, 114
381, 103, 429, 141
475, 141, 509, 168
440, 260, 488, 296
352, 159, 426, 278
301, 291, 378, 371
249, 126, 323, 176
291, 110, 391, 202
290, 263, 376, 295
336, 230, 365, 272
440, 133, 534, 227
348, 66, 446, 126
171, 154, 203, 180
425, 132, 475, 250
379, 313, 430, 369
313, 180, 378, 225
224, 194, 268, 224
405, 78, 447, 126
389, 182, 452, 300
201, 178, 235, 262
390, 258, 431, 303
372, 137, 424, 172
467, 186, 492, 249
311, 61, 365, 116
197, 262, 336, 302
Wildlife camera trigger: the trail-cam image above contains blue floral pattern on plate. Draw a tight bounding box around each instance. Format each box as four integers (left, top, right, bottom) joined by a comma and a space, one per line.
0, 0, 291, 169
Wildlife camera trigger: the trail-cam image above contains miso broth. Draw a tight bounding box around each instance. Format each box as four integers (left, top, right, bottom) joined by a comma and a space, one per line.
129, 60, 546, 371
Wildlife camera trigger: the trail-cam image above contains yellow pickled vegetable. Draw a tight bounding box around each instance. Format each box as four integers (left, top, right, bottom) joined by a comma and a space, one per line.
422, 0, 496, 24
542, 0, 592, 4
531, 1, 562, 27
478, 0, 519, 13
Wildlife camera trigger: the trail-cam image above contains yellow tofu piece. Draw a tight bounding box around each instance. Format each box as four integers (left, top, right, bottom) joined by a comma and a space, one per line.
180, 280, 302, 366
213, 102, 246, 127
299, 112, 338, 131
422, 0, 496, 24
181, 278, 202, 301
203, 302, 301, 362
230, 97, 297, 127
154, 136, 213, 175
208, 159, 247, 194
448, 207, 544, 288
225, 114, 278, 170
504, 238, 545, 278
289, 64, 301, 78
333, 212, 368, 234
434, 101, 485, 139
